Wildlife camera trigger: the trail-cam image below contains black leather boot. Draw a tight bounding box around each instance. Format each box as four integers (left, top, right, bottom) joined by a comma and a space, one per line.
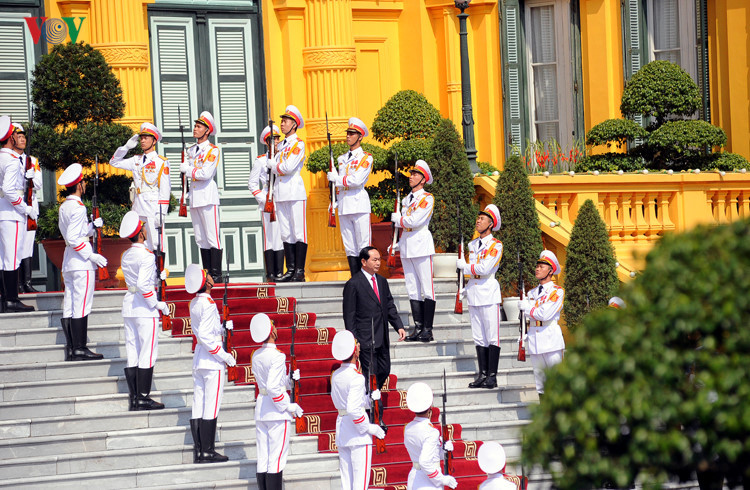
273, 250, 284, 281
71, 317, 103, 360
469, 346, 489, 388
417, 298, 435, 342
20, 258, 38, 293
405, 300, 425, 342
124, 367, 138, 411
257, 472, 267, 490
60, 318, 73, 361
3, 270, 34, 312
199, 418, 229, 463
277, 243, 295, 282
481, 345, 500, 388
263, 250, 275, 282
292, 242, 307, 282
0, 273, 5, 313
190, 418, 201, 463
346, 256, 361, 276
210, 248, 223, 283
136, 367, 165, 410
266, 472, 283, 490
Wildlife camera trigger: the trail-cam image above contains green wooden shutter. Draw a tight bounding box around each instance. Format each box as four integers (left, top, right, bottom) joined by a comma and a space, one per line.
501, 0, 529, 157
0, 19, 33, 121
695, 0, 710, 122
569, 0, 585, 142
622, 0, 646, 134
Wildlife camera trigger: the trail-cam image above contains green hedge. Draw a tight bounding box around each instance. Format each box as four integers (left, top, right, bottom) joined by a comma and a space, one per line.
370, 90, 441, 144
305, 142, 388, 174
585, 119, 648, 148
574, 153, 645, 172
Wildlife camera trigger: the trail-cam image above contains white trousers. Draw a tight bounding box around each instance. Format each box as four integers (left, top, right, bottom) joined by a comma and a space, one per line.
62, 270, 95, 318
142, 213, 166, 254
256, 419, 291, 473
469, 304, 501, 347
339, 213, 371, 257
191, 205, 221, 249
402, 255, 435, 301
276, 200, 307, 243
262, 211, 282, 251
124, 317, 159, 368
0, 220, 23, 270
20, 227, 35, 260
530, 350, 564, 394
338, 444, 372, 490
192, 368, 225, 419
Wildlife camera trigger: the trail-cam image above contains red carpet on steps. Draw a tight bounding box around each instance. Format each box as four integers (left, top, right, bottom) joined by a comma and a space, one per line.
162, 283, 525, 489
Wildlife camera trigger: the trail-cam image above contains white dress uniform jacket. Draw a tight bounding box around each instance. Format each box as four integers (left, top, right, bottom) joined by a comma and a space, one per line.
22, 155, 41, 214
59, 195, 96, 272
465, 235, 503, 306
398, 189, 435, 259
252, 344, 293, 422
188, 141, 221, 208
272, 134, 306, 202
190, 293, 226, 371
479, 473, 518, 490
248, 153, 272, 208
0, 148, 26, 222
525, 282, 565, 354
331, 362, 372, 447
404, 416, 445, 488
334, 147, 373, 215
120, 243, 159, 318
109, 150, 170, 217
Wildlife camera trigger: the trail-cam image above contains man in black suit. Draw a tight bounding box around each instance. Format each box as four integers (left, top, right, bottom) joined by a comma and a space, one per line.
343, 246, 406, 390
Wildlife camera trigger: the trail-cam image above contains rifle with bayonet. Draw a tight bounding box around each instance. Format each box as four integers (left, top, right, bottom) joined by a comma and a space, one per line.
264, 100, 276, 222
369, 318, 387, 454
442, 369, 454, 475
157, 202, 171, 331
386, 152, 400, 268
291, 301, 305, 432
92, 156, 109, 281
178, 106, 189, 217
517, 247, 527, 362
326, 111, 336, 228
454, 199, 464, 314
24, 110, 37, 231
222, 258, 235, 381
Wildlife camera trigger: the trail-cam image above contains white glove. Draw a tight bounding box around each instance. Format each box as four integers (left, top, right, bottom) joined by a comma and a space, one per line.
225, 320, 234, 331
92, 217, 103, 228
444, 440, 454, 452
367, 424, 386, 440
125, 134, 140, 150
156, 301, 170, 316
370, 389, 381, 401
180, 160, 190, 174
390, 212, 401, 224
90, 253, 108, 268
440, 475, 458, 489
291, 369, 301, 381
25, 168, 35, 179
518, 299, 533, 312
25, 205, 38, 221
387, 242, 399, 254
217, 350, 236, 367
286, 403, 304, 418
159, 269, 168, 281
266, 159, 274, 170
327, 171, 337, 182
456, 258, 467, 271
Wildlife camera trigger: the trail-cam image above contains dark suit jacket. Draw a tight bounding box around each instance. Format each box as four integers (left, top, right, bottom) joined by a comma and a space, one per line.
342, 271, 404, 349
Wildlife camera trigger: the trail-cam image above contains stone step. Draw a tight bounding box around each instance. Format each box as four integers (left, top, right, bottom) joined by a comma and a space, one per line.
295, 292, 457, 315
314, 307, 470, 331
0, 306, 127, 331
14, 290, 127, 312
0, 322, 175, 348
388, 335, 521, 359
390, 352, 530, 376
394, 365, 536, 391
273, 278, 458, 300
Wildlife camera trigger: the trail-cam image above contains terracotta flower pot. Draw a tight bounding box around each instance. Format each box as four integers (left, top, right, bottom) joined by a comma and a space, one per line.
42, 237, 131, 289
370, 220, 403, 279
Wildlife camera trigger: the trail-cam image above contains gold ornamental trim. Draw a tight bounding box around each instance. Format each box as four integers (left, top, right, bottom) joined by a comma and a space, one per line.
276, 297, 290, 313
305, 415, 321, 433
398, 389, 408, 409
371, 467, 387, 486
325, 432, 338, 452
464, 440, 478, 460
297, 312, 309, 329
93, 43, 150, 68
316, 327, 329, 345
302, 46, 356, 71
257, 287, 269, 298
304, 118, 348, 143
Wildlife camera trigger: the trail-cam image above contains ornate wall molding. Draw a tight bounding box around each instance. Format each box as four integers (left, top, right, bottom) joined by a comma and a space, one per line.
94, 43, 150, 68
304, 118, 349, 142
302, 46, 357, 71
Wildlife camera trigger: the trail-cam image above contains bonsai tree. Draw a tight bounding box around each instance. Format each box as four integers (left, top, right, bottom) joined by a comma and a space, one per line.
522, 217, 750, 488
562, 199, 619, 328
493, 154, 544, 296
428, 118, 477, 253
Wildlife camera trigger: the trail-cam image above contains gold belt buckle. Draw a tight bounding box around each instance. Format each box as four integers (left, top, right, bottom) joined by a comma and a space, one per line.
472, 275, 481, 280
535, 321, 543, 327
405, 228, 412, 232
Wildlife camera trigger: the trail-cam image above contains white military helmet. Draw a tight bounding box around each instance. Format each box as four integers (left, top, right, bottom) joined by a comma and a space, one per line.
185, 263, 208, 294
139, 122, 162, 142
478, 441, 507, 474
608, 296, 626, 309
119, 210, 144, 239
412, 159, 433, 185
537, 250, 560, 275
57, 163, 84, 188
250, 313, 273, 343
332, 330, 356, 361
280, 105, 304, 129
406, 382, 433, 413
347, 117, 368, 137
194, 111, 217, 136
480, 204, 501, 232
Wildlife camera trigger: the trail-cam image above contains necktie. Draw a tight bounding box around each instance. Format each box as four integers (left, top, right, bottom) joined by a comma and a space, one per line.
348, 151, 352, 159
371, 276, 380, 302
143, 155, 147, 164
538, 285, 543, 295
409, 194, 414, 204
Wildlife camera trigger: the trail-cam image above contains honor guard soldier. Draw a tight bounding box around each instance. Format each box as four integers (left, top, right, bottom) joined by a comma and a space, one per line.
250, 313, 303, 490
328, 117, 374, 276
271, 105, 308, 282
456, 204, 503, 389
391, 160, 435, 342
15, 124, 42, 293
119, 211, 170, 411
477, 442, 516, 490
185, 263, 236, 463
110, 123, 171, 260
330, 330, 385, 490
181, 112, 223, 283
249, 125, 283, 282
0, 116, 36, 312
519, 250, 565, 399
403, 382, 458, 489
608, 296, 626, 309
57, 163, 107, 360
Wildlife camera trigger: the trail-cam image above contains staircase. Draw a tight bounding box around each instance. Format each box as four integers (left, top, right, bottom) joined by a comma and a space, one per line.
0, 279, 545, 489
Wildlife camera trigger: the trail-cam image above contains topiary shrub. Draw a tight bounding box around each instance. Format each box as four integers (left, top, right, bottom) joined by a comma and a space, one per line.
703, 152, 750, 171
493, 154, 544, 296
522, 217, 750, 488
427, 118, 478, 253
647, 120, 727, 169
620, 60, 701, 128
562, 199, 619, 328
477, 160, 498, 175
306, 142, 388, 174
370, 90, 442, 144
585, 119, 648, 149
32, 121, 134, 171
575, 153, 645, 172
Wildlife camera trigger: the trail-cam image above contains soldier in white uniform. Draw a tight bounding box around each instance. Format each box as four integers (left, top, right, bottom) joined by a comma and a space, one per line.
477, 442, 516, 490
14, 124, 42, 293
0, 116, 36, 312
330, 330, 385, 490
270, 105, 307, 282
519, 250, 565, 399
391, 160, 435, 342
608, 296, 625, 309
119, 211, 170, 411
181, 112, 223, 283
327, 117, 373, 276
250, 313, 303, 490
403, 382, 458, 490
109, 122, 171, 260
456, 204, 503, 389
185, 263, 236, 463
249, 125, 283, 282
57, 163, 107, 361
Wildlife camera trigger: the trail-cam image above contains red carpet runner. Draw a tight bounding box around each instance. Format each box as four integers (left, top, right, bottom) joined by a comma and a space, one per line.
164, 283, 526, 489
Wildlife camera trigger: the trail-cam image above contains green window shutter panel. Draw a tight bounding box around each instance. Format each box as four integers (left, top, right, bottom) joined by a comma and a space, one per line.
622, 0, 646, 135
569, 0, 585, 142
501, 0, 529, 157
0, 19, 32, 121
695, 0, 710, 122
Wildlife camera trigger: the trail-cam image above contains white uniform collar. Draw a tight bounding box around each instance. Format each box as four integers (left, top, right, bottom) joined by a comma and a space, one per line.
0, 147, 21, 158
348, 146, 364, 159
538, 281, 555, 293
196, 140, 211, 152
413, 416, 430, 423
409, 188, 426, 200
131, 242, 147, 250
346, 362, 358, 371
478, 234, 494, 246
283, 133, 298, 146
197, 292, 212, 299
66, 195, 82, 203
143, 150, 158, 160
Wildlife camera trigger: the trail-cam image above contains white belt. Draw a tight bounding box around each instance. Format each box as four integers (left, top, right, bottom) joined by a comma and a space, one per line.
259, 388, 267, 395
338, 409, 348, 416
413, 463, 421, 470
403, 226, 425, 233
136, 189, 158, 195
533, 320, 554, 327
470, 274, 492, 280
127, 286, 137, 293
